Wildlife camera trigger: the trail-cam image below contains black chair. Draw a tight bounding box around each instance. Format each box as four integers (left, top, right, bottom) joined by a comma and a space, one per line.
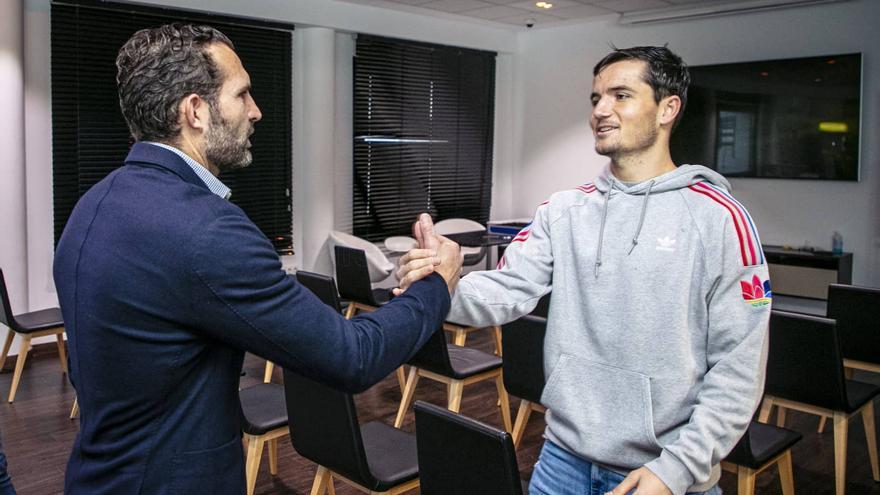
334, 246, 392, 318
827, 283, 880, 376
759, 310, 880, 495
283, 370, 420, 495
263, 271, 346, 383
721, 421, 802, 495
502, 315, 547, 448
394, 328, 511, 432
332, 248, 406, 393
0, 268, 68, 403
240, 382, 289, 495
296, 270, 344, 313
414, 400, 526, 495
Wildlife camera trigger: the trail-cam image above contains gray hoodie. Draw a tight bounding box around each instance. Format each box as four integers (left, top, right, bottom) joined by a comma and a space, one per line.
448, 164, 770, 495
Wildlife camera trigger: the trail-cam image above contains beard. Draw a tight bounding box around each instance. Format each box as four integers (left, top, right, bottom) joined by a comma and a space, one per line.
594, 122, 659, 162
205, 107, 253, 173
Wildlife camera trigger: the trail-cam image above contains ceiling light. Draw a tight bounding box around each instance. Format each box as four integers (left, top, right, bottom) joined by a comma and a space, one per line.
619, 0, 849, 25
535, 1, 553, 8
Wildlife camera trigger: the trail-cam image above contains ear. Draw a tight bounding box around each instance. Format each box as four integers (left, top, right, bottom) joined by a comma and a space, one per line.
179, 94, 210, 133
657, 95, 682, 127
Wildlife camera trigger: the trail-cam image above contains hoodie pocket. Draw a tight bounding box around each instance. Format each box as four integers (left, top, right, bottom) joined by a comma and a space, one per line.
541, 354, 662, 467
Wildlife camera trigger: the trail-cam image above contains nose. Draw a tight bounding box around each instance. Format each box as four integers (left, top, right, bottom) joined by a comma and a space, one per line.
248, 94, 262, 123
592, 96, 612, 120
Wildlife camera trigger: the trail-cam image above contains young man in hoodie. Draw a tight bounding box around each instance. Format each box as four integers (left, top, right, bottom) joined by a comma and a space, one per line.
397, 46, 771, 495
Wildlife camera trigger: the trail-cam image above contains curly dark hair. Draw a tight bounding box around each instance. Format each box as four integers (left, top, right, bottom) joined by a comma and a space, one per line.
593, 45, 690, 127
116, 23, 234, 142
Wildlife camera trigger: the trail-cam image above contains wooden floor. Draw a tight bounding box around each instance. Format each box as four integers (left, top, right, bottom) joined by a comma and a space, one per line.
0, 332, 878, 494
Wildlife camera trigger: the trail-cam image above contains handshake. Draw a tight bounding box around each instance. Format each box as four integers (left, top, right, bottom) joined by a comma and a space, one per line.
393, 214, 464, 296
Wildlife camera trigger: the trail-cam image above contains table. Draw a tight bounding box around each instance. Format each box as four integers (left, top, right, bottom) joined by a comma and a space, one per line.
444, 231, 514, 270
763, 245, 852, 300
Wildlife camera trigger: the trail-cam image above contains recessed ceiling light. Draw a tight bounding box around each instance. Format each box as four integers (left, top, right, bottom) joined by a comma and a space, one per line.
535, 1, 553, 8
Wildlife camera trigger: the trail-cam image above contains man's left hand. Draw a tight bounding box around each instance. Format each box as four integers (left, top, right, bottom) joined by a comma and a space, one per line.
606, 467, 672, 495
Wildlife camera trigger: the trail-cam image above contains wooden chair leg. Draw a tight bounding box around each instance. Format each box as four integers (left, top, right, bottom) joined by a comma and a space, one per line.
395, 366, 406, 395
263, 361, 275, 384
344, 304, 357, 319
394, 367, 420, 428
0, 330, 15, 371
452, 328, 467, 347
244, 434, 266, 495
56, 332, 68, 374
862, 401, 880, 481
447, 380, 464, 413
778, 450, 795, 495
495, 374, 512, 432
268, 438, 278, 476
818, 416, 827, 433
776, 406, 787, 428
310, 465, 333, 495
492, 326, 502, 356
844, 367, 855, 380
8, 335, 31, 403
833, 411, 848, 495
737, 466, 756, 495
511, 400, 534, 448
70, 397, 79, 419
758, 397, 774, 423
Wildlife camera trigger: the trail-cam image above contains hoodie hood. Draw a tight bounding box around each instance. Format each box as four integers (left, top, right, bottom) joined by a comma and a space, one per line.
594, 164, 731, 195
592, 164, 731, 278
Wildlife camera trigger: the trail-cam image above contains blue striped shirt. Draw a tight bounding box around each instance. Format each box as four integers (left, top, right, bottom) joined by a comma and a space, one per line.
143, 142, 232, 200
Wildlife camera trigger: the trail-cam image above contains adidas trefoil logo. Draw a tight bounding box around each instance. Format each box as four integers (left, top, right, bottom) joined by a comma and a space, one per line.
655, 236, 676, 252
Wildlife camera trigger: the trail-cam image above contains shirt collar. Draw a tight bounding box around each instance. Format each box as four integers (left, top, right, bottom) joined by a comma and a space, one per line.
143, 142, 232, 200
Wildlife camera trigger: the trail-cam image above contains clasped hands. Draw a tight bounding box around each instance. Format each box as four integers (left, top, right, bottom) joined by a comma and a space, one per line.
393, 213, 464, 296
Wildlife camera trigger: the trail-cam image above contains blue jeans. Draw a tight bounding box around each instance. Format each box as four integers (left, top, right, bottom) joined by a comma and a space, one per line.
0, 434, 15, 495
529, 440, 720, 495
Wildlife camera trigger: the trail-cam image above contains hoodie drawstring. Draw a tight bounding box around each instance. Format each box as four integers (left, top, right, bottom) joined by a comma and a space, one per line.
594, 187, 612, 278
627, 179, 655, 255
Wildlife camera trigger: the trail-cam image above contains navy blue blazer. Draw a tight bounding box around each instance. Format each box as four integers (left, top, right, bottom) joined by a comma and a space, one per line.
53, 143, 450, 494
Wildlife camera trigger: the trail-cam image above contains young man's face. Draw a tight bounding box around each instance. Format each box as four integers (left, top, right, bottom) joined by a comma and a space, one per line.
589, 59, 663, 161
204, 43, 263, 173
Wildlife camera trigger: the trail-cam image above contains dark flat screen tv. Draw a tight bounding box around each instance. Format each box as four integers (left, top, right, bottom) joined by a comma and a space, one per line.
671, 53, 861, 181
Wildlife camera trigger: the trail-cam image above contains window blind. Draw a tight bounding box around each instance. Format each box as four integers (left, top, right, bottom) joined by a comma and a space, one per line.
51, 1, 294, 253
353, 35, 496, 242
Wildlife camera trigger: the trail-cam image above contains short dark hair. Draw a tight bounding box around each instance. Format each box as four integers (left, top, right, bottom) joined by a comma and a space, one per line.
593, 45, 690, 127
116, 23, 234, 142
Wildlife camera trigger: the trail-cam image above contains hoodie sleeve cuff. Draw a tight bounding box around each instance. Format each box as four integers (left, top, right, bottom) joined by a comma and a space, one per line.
644, 451, 694, 495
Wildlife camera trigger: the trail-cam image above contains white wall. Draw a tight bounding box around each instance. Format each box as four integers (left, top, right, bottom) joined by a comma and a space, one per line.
511, 0, 880, 286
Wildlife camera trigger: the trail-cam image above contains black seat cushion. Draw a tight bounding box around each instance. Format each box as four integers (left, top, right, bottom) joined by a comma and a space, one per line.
845, 379, 880, 413
361, 420, 418, 489
372, 288, 392, 306
13, 307, 64, 333
447, 345, 502, 379
726, 421, 801, 469
239, 383, 288, 435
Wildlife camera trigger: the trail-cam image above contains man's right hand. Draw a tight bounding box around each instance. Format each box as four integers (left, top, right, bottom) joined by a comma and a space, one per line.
394, 213, 463, 296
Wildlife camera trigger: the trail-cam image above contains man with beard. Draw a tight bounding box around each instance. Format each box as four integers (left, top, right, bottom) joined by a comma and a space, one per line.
53, 24, 462, 494
397, 46, 770, 495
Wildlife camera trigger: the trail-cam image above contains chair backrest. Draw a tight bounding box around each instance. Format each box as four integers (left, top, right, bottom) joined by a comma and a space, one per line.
765, 310, 849, 410
334, 246, 379, 306
328, 230, 394, 283
283, 370, 376, 486
296, 270, 344, 313
406, 328, 454, 376
434, 218, 486, 236
501, 315, 547, 403
827, 283, 880, 365
0, 269, 17, 331
414, 400, 523, 495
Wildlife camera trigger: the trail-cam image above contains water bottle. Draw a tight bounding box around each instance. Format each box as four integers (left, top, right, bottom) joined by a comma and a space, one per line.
831, 231, 843, 255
